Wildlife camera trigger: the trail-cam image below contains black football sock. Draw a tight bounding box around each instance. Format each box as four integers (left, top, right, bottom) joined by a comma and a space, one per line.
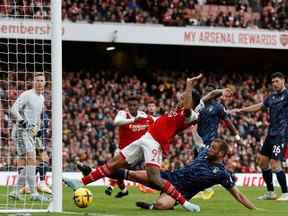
275, 170, 288, 193
39, 161, 49, 182
262, 168, 274, 191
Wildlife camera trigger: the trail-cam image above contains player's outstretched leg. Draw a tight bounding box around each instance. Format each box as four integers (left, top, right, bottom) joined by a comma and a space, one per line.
76, 161, 128, 197
64, 155, 128, 190
63, 163, 89, 190
63, 177, 84, 191
136, 193, 175, 210
114, 168, 200, 212
145, 165, 200, 212
77, 162, 92, 176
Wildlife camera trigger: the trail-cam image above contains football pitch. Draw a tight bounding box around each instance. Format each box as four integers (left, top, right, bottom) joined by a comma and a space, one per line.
0, 186, 288, 216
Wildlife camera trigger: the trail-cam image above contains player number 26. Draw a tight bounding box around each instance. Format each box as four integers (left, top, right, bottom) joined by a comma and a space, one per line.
272, 145, 281, 155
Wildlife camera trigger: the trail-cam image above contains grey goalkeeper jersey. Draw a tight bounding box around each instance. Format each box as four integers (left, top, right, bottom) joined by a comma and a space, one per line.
10, 89, 44, 128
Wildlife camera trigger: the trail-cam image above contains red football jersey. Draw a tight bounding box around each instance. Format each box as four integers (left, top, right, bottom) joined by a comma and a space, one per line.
118, 112, 154, 149
148, 110, 196, 155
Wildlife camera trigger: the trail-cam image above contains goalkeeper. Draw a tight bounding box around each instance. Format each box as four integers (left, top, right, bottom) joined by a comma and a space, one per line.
9, 73, 49, 202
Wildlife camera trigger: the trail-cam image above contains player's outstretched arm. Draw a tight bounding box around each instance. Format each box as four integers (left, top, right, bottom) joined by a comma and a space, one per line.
202, 88, 232, 104
230, 102, 263, 114
191, 126, 205, 150
183, 74, 203, 110
228, 187, 256, 210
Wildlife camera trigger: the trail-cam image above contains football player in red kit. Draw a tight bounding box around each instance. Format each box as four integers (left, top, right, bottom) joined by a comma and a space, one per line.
64, 74, 203, 212
79, 96, 154, 197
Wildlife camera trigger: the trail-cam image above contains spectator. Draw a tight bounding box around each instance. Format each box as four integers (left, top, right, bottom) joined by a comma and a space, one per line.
1, 0, 287, 30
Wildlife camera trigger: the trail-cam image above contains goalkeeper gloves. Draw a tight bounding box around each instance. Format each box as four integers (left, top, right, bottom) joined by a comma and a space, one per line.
19, 120, 38, 136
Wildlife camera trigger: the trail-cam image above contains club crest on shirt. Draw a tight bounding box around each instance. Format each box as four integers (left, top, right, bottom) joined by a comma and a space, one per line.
208, 106, 213, 112
212, 167, 219, 174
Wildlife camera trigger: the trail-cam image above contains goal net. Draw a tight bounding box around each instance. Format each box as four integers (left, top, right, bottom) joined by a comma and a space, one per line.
0, 0, 62, 213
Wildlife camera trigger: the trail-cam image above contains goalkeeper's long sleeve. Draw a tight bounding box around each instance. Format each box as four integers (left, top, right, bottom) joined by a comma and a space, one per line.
10, 92, 26, 122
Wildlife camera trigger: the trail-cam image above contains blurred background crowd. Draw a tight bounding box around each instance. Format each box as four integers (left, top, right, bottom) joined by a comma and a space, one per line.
0, 69, 275, 173
0, 0, 287, 30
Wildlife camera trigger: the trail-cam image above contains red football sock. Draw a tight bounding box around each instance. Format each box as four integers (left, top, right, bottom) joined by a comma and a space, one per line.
82, 164, 112, 185
162, 180, 186, 205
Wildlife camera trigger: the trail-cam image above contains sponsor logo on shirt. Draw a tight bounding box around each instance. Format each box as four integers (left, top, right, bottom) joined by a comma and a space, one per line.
129, 124, 149, 132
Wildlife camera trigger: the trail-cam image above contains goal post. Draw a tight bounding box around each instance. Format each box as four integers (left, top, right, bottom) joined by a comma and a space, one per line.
51, 0, 63, 213
0, 0, 62, 213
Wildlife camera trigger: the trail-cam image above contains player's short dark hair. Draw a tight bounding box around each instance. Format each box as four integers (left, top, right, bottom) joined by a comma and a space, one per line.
271, 72, 285, 80
214, 138, 229, 155
192, 90, 201, 109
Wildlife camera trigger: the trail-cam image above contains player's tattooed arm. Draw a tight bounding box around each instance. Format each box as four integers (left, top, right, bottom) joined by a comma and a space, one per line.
228, 187, 256, 210
202, 88, 232, 104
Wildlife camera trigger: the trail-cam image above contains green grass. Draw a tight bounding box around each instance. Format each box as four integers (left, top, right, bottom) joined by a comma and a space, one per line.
0, 186, 288, 216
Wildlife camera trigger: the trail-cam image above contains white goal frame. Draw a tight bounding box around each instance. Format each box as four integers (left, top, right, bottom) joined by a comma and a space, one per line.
0, 0, 62, 213
51, 0, 63, 213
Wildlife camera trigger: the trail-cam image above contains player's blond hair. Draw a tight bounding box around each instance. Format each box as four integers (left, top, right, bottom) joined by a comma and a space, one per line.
34, 72, 45, 78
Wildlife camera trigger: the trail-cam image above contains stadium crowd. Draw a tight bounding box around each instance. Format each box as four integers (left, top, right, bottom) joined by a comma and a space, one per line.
0, 69, 283, 173
0, 0, 287, 30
